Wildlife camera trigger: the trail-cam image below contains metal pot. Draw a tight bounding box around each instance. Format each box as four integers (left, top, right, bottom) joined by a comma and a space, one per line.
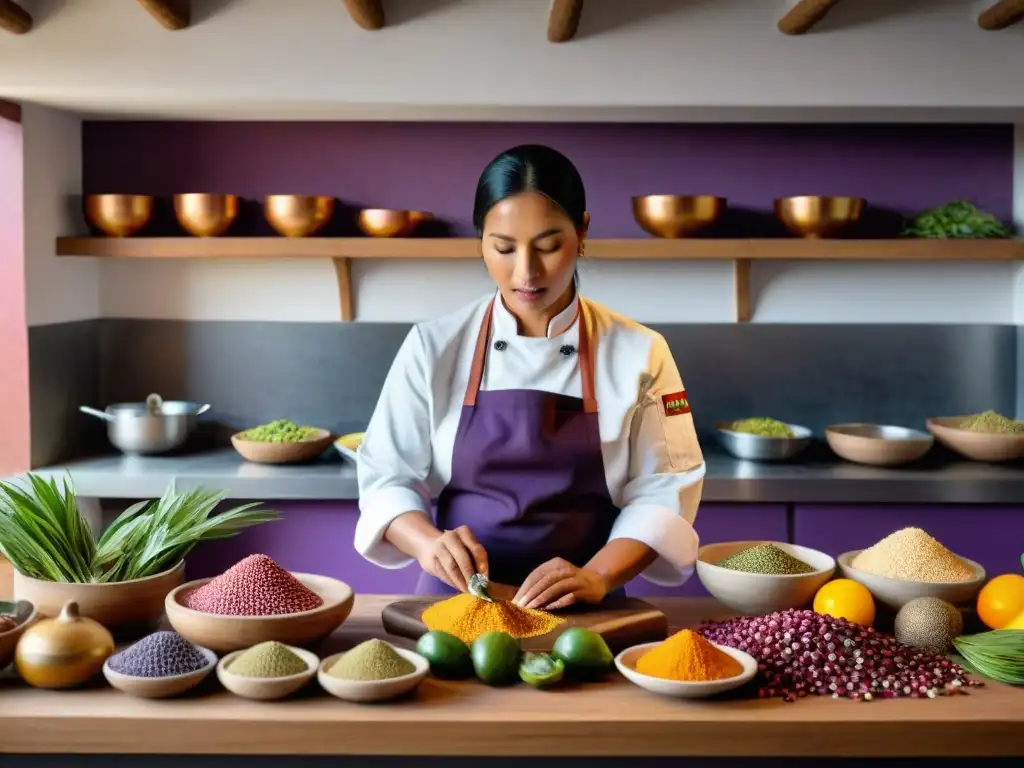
80, 393, 210, 455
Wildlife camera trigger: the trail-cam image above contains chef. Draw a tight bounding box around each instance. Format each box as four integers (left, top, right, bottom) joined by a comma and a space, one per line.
354, 144, 705, 611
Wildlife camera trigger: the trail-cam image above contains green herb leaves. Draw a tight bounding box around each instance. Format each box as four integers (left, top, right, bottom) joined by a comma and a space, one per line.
903, 200, 1013, 239
952, 630, 1024, 686
0, 473, 279, 584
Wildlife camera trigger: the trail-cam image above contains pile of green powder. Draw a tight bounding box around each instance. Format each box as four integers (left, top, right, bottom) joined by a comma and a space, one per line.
326, 639, 415, 681
238, 419, 321, 443
957, 410, 1024, 435
228, 641, 309, 678
727, 417, 795, 438
715, 543, 815, 575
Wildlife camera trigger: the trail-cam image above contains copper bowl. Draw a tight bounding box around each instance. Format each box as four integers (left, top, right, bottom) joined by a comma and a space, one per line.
173, 193, 239, 237
357, 209, 434, 238
83, 194, 154, 237
264, 195, 335, 238
774, 196, 865, 238
631, 195, 726, 238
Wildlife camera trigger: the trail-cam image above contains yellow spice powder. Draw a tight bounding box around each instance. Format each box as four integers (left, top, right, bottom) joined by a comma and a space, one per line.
421, 593, 564, 644
635, 629, 743, 682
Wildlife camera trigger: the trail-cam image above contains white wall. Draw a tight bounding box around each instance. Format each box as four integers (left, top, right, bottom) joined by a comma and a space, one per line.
1, 0, 1023, 120
22, 104, 98, 327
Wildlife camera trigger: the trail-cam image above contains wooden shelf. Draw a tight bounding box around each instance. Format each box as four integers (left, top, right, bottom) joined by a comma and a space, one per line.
56, 236, 1024, 323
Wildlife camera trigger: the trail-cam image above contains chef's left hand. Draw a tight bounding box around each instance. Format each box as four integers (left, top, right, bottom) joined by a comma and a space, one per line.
513, 558, 608, 611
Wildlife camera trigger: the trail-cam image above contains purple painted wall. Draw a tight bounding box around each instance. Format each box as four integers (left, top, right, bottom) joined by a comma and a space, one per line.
793, 505, 1024, 579
185, 502, 787, 597
81, 123, 1014, 237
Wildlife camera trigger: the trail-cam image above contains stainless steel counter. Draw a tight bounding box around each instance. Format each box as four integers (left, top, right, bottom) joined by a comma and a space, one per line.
11, 447, 1024, 504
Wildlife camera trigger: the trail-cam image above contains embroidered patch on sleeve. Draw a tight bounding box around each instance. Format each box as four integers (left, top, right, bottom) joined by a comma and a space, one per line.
662, 390, 691, 417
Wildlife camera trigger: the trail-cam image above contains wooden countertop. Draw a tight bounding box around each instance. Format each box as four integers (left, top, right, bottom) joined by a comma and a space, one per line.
0, 595, 1021, 758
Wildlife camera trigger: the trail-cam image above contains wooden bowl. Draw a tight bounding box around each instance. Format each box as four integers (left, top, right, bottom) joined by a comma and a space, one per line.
926, 416, 1024, 463
631, 195, 725, 238
318, 647, 429, 702
357, 209, 433, 238
217, 645, 319, 701
102, 645, 217, 699
164, 572, 355, 653
231, 428, 333, 465
0, 600, 38, 670
264, 195, 335, 237
84, 194, 154, 237
12, 561, 184, 631
774, 195, 865, 238
825, 424, 934, 467
173, 193, 239, 237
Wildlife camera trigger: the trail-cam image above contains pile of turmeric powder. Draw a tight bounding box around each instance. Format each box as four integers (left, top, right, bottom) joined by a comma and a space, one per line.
635, 629, 743, 682
421, 593, 564, 644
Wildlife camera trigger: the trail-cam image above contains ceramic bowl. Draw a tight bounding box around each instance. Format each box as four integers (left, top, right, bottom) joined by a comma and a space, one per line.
334, 432, 364, 463
0, 600, 38, 670
774, 195, 865, 238
615, 641, 757, 699
631, 195, 726, 238
825, 424, 934, 467
217, 645, 319, 701
318, 646, 429, 702
926, 416, 1024, 463
84, 194, 154, 237
165, 572, 354, 653
696, 541, 836, 615
102, 645, 217, 699
13, 561, 184, 632
231, 428, 334, 465
836, 550, 986, 610
715, 422, 812, 461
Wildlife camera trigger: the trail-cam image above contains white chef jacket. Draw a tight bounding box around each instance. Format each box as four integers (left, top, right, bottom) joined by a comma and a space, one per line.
354, 291, 705, 586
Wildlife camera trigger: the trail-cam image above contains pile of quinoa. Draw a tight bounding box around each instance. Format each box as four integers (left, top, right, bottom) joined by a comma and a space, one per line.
958, 410, 1024, 435
851, 527, 975, 583
183, 554, 323, 615
108, 631, 210, 678
699, 610, 980, 702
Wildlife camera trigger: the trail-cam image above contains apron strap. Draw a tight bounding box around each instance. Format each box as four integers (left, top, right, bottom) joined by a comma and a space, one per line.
463, 296, 598, 414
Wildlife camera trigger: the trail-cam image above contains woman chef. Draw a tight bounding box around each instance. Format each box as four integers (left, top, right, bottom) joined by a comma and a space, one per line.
354, 144, 705, 611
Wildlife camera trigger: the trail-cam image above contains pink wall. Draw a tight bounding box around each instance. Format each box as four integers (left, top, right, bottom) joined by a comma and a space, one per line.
0, 101, 29, 475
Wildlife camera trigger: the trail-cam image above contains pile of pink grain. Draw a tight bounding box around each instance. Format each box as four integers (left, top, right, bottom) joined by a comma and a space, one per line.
183, 554, 323, 616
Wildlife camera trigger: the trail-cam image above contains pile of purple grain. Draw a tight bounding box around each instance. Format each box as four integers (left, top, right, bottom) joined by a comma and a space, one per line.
107, 631, 211, 678
699, 609, 982, 702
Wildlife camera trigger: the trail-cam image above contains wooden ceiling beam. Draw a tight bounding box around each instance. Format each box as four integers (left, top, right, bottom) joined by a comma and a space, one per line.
136, 0, 190, 30
342, 0, 385, 30
978, 0, 1024, 30
777, 0, 842, 35
548, 0, 584, 42
0, 1, 31, 35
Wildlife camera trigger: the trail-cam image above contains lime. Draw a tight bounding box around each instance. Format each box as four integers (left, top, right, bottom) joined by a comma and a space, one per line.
416, 630, 472, 679
518, 652, 565, 689
470, 631, 522, 686
552, 627, 613, 679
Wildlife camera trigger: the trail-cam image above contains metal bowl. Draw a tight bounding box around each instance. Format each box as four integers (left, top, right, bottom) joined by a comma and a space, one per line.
84, 194, 154, 237
715, 421, 812, 461
774, 195, 865, 238
173, 193, 240, 237
825, 423, 933, 467
80, 394, 210, 455
264, 195, 335, 237
357, 209, 433, 238
631, 195, 726, 238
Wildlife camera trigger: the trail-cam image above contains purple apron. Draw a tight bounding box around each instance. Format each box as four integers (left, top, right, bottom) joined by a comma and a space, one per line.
416, 298, 622, 595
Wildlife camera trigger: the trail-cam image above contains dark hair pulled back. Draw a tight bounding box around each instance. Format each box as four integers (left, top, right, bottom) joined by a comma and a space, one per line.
472, 144, 587, 236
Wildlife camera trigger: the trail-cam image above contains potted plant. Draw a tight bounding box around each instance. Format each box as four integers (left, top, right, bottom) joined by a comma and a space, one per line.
0, 474, 278, 631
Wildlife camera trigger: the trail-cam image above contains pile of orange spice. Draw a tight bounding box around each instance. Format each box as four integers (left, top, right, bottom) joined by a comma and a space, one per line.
421, 593, 564, 644
635, 629, 742, 682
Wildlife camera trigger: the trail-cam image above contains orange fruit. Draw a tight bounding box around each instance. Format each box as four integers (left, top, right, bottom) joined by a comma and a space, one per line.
976, 574, 1024, 630
813, 579, 876, 627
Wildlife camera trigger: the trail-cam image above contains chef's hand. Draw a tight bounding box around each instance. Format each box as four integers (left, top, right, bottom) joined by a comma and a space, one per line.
417, 525, 489, 593
513, 558, 608, 611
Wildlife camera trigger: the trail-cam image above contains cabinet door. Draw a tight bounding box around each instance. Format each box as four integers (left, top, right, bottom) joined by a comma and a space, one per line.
626, 504, 790, 598
793, 505, 1023, 579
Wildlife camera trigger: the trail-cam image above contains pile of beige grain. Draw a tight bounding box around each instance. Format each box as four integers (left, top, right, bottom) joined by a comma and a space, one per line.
851, 527, 975, 583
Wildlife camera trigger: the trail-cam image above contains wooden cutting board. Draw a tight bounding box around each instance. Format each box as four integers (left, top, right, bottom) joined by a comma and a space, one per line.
381, 595, 668, 653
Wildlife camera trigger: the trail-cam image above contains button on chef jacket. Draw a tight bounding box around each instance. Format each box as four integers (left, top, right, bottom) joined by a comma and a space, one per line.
354, 291, 706, 587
